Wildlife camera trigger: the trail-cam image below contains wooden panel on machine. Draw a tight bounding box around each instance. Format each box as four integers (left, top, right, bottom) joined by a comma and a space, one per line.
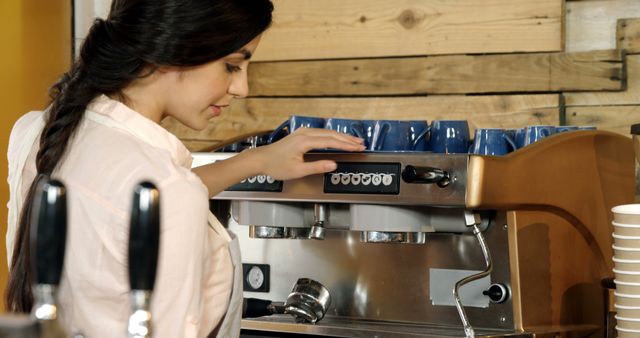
162, 94, 560, 150
253, 0, 563, 61
466, 131, 636, 273
248, 50, 623, 96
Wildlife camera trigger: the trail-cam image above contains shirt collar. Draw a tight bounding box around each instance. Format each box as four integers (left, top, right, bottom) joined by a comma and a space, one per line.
86, 95, 193, 168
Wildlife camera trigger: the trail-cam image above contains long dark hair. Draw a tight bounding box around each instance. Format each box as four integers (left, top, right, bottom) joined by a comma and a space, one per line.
7, 0, 273, 312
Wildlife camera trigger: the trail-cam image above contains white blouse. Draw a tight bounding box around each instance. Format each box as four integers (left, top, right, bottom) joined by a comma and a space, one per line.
7, 95, 234, 337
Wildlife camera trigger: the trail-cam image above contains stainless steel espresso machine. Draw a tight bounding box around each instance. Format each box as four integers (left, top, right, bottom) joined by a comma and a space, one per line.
197, 130, 635, 337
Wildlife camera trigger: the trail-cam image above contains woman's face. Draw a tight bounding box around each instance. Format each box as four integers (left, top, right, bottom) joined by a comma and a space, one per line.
163, 35, 262, 130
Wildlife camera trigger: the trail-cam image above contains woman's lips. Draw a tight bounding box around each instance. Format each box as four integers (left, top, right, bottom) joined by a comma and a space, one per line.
210, 105, 222, 116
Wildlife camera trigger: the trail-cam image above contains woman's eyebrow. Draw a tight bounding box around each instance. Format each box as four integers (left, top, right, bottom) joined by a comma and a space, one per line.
230, 49, 252, 60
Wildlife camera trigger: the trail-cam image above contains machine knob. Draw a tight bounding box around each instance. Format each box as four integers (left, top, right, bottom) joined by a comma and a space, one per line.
482, 283, 509, 304
401, 165, 450, 187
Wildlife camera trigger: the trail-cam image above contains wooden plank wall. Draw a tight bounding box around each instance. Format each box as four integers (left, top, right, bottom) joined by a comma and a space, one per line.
164, 0, 640, 147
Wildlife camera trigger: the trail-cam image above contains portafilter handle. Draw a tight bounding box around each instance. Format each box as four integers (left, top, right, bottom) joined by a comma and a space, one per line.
128, 182, 160, 338
30, 177, 67, 322
242, 298, 285, 318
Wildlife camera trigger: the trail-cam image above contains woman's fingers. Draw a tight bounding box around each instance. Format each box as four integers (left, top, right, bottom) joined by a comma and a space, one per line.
294, 128, 364, 145
299, 135, 366, 153
295, 160, 338, 177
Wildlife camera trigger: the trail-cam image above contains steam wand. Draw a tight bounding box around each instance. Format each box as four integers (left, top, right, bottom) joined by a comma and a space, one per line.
453, 211, 493, 338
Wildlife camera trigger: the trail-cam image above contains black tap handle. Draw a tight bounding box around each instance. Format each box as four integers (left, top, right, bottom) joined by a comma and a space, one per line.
401, 165, 450, 186
242, 298, 275, 318
30, 177, 67, 286
128, 182, 160, 291
632, 123, 640, 135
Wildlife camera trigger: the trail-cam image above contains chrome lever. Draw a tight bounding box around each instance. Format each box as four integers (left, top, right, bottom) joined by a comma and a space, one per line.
453, 210, 493, 338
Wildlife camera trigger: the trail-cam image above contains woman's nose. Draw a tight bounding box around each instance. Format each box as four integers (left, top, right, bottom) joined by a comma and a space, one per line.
228, 71, 249, 98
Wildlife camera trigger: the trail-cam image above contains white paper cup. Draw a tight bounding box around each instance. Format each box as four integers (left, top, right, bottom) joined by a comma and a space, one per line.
615, 221, 640, 236
614, 269, 640, 283
617, 326, 640, 337
616, 280, 640, 294
616, 315, 640, 330
614, 233, 640, 248
614, 245, 640, 260
613, 204, 640, 224
616, 303, 640, 318
614, 257, 640, 271
615, 292, 640, 306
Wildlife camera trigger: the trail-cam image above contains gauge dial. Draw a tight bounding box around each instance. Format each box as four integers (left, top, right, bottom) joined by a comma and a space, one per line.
246, 266, 265, 290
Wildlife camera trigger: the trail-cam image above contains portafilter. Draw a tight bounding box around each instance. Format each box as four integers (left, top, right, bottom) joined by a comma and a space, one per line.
243, 278, 332, 324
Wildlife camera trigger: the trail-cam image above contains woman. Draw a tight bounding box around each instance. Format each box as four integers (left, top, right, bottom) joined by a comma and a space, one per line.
6, 0, 364, 337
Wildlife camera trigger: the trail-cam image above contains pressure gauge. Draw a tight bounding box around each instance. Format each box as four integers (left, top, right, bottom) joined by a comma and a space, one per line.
242, 264, 270, 292
246, 266, 265, 290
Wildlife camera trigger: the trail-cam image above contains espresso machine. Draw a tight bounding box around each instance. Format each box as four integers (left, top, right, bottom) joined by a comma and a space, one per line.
198, 130, 635, 337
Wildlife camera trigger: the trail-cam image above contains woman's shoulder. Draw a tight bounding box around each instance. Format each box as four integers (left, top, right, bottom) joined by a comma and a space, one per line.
8, 110, 45, 161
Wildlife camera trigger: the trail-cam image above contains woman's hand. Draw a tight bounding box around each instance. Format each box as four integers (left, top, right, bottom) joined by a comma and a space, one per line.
248, 128, 365, 180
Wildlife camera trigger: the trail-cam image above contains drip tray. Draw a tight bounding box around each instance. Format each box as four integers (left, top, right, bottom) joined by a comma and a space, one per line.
242, 315, 525, 337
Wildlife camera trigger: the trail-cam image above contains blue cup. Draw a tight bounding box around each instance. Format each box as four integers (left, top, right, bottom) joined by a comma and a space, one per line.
325, 118, 365, 138
369, 120, 429, 151
470, 128, 517, 156
556, 126, 579, 133
514, 128, 526, 148
523, 125, 556, 146
268, 115, 326, 143
426, 120, 470, 154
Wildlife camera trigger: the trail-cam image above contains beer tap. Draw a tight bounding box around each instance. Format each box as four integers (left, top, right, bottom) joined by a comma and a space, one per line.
127, 182, 160, 338
30, 177, 69, 338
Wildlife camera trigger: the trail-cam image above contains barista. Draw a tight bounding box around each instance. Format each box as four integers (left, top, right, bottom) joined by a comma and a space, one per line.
5, 1, 364, 337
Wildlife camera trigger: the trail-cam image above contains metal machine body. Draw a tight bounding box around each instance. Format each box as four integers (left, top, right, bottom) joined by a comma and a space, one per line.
199, 131, 636, 337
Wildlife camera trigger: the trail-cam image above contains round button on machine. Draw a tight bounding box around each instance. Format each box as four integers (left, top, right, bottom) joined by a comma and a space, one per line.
330, 173, 341, 185
361, 174, 372, 186
266, 176, 275, 184
340, 173, 351, 185
371, 174, 382, 186
351, 173, 362, 185
247, 176, 257, 183
382, 174, 393, 186
257, 175, 266, 184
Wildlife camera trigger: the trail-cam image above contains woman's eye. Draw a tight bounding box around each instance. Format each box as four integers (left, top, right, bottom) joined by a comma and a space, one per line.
225, 63, 242, 73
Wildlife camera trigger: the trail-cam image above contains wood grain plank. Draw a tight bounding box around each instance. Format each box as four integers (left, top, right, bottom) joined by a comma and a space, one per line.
618, 18, 640, 54
565, 55, 640, 106
253, 0, 562, 61
162, 95, 560, 142
565, 105, 640, 135
566, 0, 640, 52
249, 50, 623, 96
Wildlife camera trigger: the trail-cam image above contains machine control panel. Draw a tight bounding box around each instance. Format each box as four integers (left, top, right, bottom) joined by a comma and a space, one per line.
324, 162, 401, 194
227, 175, 283, 192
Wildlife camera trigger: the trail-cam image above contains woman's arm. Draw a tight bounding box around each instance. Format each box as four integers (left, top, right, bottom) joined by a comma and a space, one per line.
192, 128, 364, 197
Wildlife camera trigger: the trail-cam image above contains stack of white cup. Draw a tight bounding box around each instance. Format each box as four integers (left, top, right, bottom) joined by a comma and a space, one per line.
612, 204, 640, 337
